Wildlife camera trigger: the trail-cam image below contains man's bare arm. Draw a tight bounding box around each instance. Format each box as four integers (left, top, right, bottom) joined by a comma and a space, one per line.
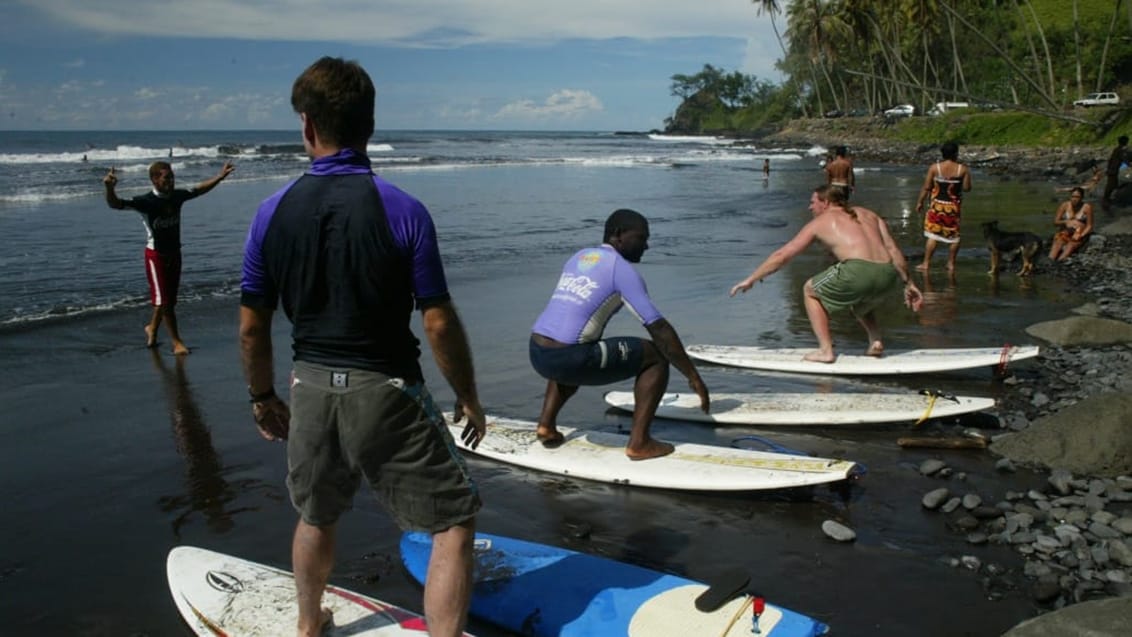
239, 304, 289, 441
422, 300, 485, 449
190, 161, 235, 198
729, 224, 816, 295
102, 167, 127, 210
645, 318, 709, 413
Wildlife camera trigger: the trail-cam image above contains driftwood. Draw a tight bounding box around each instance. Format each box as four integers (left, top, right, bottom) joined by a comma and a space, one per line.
897, 436, 988, 450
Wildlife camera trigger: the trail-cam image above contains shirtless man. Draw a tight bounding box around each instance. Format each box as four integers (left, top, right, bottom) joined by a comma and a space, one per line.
729, 185, 923, 363
824, 146, 855, 198
529, 208, 709, 460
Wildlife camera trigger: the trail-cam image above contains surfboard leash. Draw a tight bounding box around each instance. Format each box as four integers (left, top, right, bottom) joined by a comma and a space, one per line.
996, 343, 1014, 376
915, 389, 959, 426
717, 594, 766, 636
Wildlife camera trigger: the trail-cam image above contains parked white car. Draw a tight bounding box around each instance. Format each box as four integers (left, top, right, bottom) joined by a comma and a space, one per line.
884, 104, 915, 118
1073, 92, 1120, 107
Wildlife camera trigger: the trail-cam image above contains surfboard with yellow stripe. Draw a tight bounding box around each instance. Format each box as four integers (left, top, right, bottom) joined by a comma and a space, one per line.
443, 413, 860, 491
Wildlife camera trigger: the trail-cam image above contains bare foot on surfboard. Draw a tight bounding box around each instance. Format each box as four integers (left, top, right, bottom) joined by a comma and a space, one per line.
537, 425, 565, 448
626, 439, 675, 461
802, 350, 836, 363
298, 607, 333, 637
865, 341, 885, 357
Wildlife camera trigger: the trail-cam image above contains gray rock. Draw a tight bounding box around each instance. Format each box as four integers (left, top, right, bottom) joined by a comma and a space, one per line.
919, 458, 947, 476
960, 555, 981, 570
1049, 468, 1074, 495
922, 487, 950, 509
1104, 569, 1128, 584
996, 458, 1017, 472
821, 519, 856, 542
962, 493, 983, 509
1026, 315, 1132, 347
1112, 517, 1132, 534
1031, 578, 1062, 603
967, 532, 988, 545
940, 497, 962, 514
1089, 522, 1123, 539
1108, 539, 1132, 567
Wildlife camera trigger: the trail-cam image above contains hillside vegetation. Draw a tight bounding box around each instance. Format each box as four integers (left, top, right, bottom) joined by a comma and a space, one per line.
666, 0, 1132, 148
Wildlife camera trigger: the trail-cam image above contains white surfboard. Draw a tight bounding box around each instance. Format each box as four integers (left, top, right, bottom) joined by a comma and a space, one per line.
445, 413, 860, 491
687, 344, 1040, 375
604, 390, 996, 426
167, 546, 471, 636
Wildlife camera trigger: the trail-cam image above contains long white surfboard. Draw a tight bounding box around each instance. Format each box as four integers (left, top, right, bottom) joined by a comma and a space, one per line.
687, 344, 1040, 375
604, 390, 996, 426
167, 546, 472, 636
445, 413, 860, 491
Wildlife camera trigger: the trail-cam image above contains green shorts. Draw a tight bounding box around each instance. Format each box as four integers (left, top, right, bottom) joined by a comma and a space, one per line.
809, 259, 900, 316
287, 361, 481, 531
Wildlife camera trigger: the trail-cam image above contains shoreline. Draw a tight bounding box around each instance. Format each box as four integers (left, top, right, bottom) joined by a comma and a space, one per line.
755, 119, 1113, 185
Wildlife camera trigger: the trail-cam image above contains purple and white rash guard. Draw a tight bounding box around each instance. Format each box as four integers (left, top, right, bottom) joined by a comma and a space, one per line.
531, 245, 663, 344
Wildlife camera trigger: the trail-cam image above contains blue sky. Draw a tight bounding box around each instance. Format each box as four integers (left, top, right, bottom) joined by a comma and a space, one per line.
0, 0, 783, 131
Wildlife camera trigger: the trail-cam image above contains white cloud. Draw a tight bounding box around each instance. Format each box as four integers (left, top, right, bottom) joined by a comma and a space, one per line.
23, 0, 771, 46
134, 87, 161, 100
62, 58, 85, 69
495, 90, 603, 120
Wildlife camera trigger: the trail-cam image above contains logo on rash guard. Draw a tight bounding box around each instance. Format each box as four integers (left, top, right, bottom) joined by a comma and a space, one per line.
555, 274, 599, 299
577, 250, 603, 271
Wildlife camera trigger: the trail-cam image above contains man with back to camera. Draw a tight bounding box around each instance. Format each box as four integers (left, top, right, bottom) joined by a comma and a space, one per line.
102, 159, 234, 355
238, 56, 485, 637
529, 208, 710, 460
729, 185, 923, 363
824, 145, 855, 198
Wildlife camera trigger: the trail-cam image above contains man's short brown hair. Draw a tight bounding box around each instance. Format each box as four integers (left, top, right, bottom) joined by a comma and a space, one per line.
291, 57, 375, 147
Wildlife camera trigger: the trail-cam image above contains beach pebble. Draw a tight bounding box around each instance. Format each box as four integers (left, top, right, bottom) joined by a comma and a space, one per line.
1107, 540, 1132, 567
821, 520, 856, 542
919, 459, 947, 476
1089, 522, 1123, 540
1032, 578, 1062, 603
962, 493, 982, 509
941, 497, 962, 513
995, 458, 1016, 472
1049, 469, 1074, 495
1113, 517, 1132, 535
922, 488, 950, 509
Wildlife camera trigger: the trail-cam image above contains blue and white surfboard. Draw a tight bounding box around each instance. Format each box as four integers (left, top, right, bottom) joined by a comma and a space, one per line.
399, 532, 828, 637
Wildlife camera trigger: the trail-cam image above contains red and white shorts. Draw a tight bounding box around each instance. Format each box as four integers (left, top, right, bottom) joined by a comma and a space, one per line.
144, 249, 181, 307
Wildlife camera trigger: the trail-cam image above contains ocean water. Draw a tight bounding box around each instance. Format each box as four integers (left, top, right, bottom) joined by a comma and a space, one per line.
0, 129, 1088, 635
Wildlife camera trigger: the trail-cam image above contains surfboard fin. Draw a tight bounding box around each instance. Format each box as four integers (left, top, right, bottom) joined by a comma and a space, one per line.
695, 568, 750, 612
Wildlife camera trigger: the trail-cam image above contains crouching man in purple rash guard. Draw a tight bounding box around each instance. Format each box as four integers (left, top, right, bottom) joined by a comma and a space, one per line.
529, 208, 710, 460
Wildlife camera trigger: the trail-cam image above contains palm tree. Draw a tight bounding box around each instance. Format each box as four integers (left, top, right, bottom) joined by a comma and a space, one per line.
751, 0, 809, 117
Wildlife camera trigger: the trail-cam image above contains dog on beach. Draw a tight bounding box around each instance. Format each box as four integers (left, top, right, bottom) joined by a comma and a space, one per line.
981, 220, 1042, 276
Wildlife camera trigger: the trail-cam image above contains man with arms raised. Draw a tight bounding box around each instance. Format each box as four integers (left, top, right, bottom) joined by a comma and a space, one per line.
103, 159, 234, 354
729, 185, 923, 363
239, 57, 484, 637
530, 208, 709, 460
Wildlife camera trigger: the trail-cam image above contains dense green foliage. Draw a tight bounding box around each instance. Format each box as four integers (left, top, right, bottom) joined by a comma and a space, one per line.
665, 0, 1132, 145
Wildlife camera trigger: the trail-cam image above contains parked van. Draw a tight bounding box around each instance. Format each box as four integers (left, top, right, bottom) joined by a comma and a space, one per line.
928, 102, 970, 116
1073, 92, 1120, 107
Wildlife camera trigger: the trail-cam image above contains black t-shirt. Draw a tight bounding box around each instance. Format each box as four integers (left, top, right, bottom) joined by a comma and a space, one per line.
126, 190, 197, 253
